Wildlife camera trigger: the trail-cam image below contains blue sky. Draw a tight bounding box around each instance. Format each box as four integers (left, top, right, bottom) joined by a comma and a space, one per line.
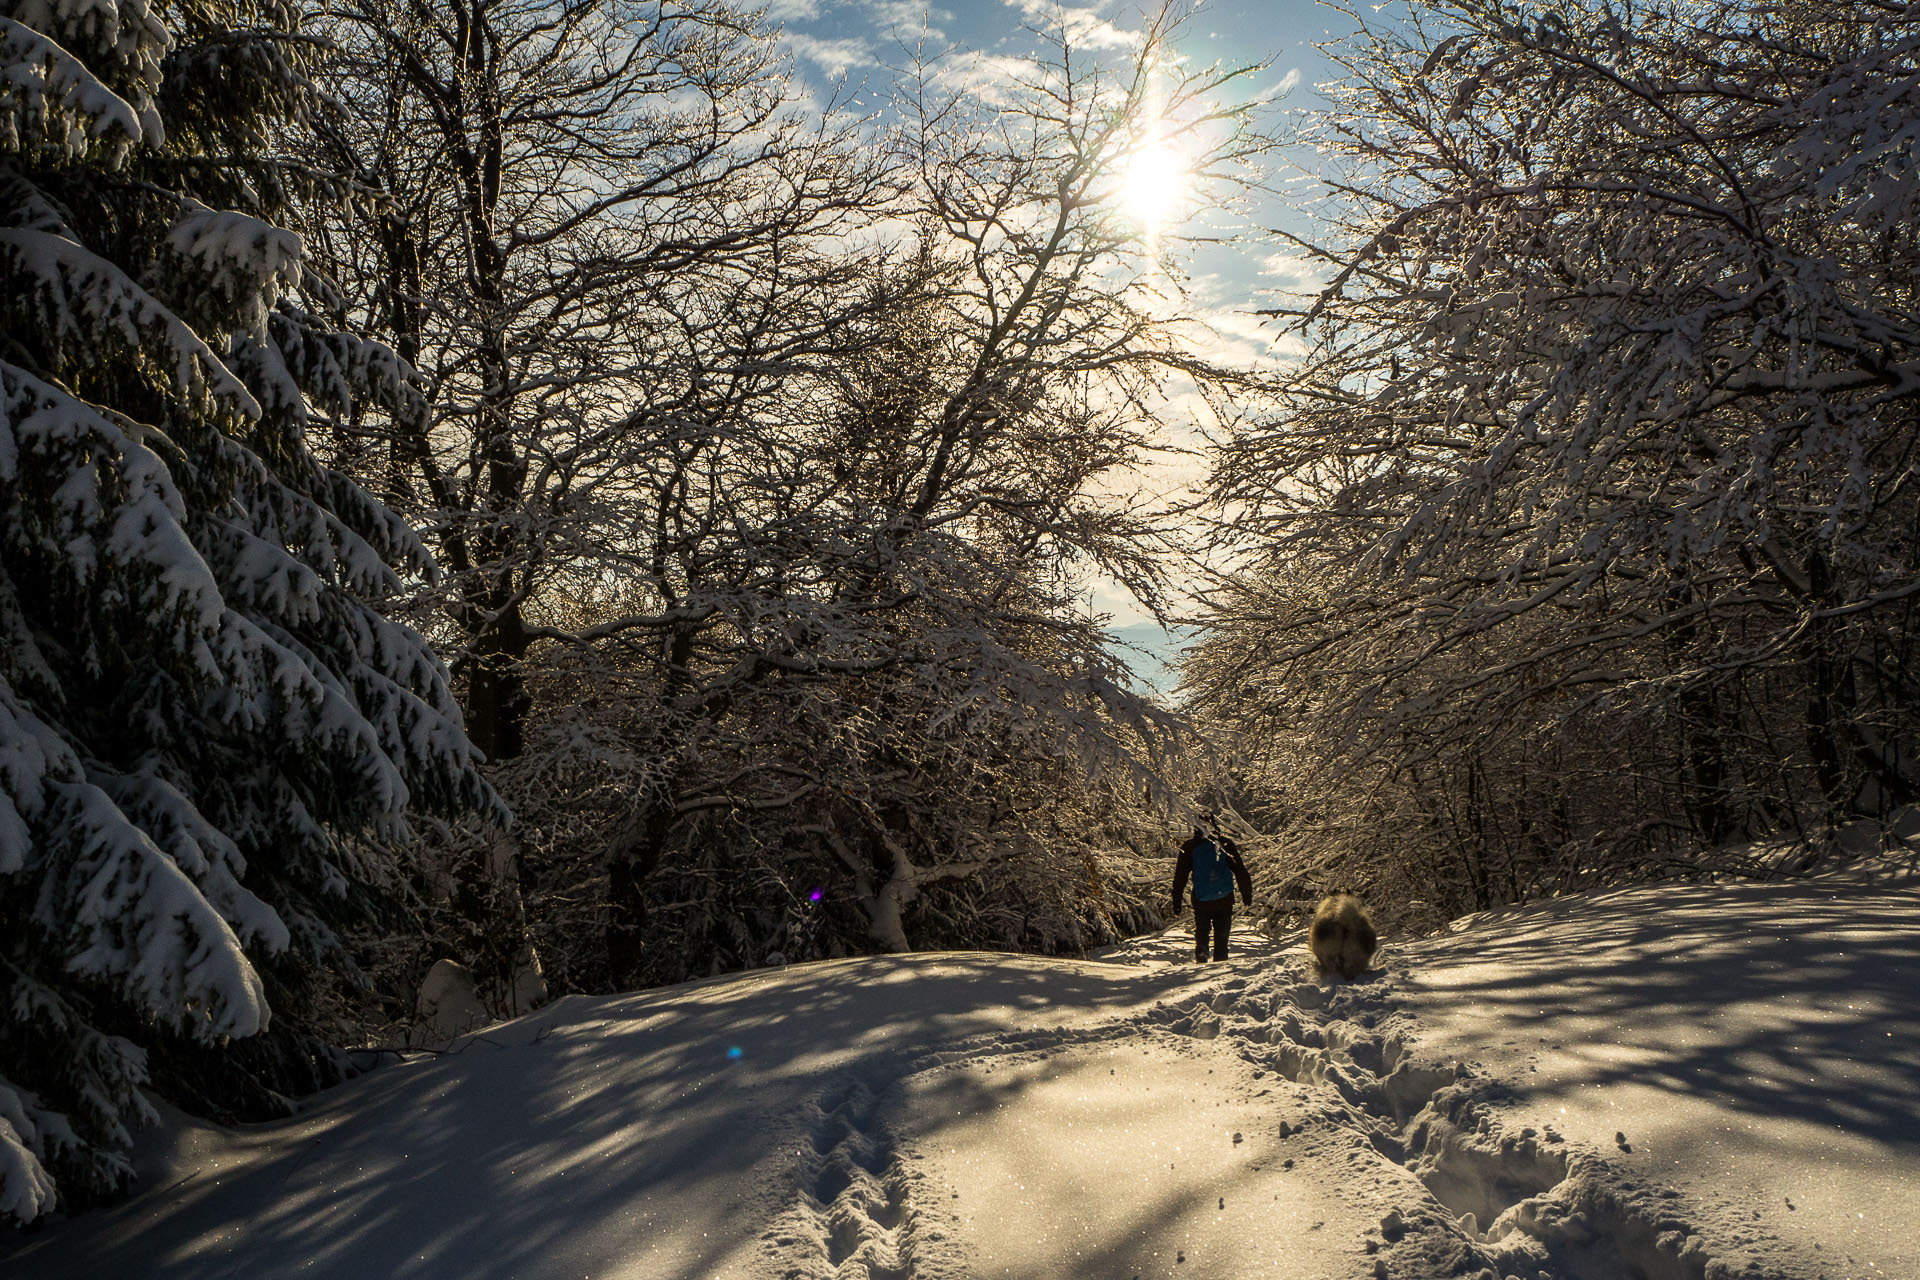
763, 1, 1373, 695
764, 0, 1355, 103
764, 0, 1362, 252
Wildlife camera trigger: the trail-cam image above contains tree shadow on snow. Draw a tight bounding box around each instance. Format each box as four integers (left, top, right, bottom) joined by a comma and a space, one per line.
1408, 879, 1920, 1150
0, 948, 1245, 1280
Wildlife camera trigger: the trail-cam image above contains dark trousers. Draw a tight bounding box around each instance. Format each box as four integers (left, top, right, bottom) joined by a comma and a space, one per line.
1193, 896, 1234, 961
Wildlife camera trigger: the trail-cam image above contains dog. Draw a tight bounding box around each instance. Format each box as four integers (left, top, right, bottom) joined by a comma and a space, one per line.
1308, 893, 1377, 980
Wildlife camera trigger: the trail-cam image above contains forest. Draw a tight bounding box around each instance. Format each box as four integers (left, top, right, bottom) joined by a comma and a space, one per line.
3, 0, 1916, 1227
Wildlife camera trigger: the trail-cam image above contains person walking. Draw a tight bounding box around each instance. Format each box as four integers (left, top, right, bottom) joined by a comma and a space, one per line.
1170, 821, 1253, 962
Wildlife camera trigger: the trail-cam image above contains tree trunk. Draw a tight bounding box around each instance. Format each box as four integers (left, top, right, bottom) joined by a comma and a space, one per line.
1665, 582, 1738, 845
1799, 550, 1856, 821
465, 603, 530, 761
605, 786, 678, 990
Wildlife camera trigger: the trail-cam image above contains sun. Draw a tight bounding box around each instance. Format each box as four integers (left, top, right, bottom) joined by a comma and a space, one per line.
1123, 140, 1187, 230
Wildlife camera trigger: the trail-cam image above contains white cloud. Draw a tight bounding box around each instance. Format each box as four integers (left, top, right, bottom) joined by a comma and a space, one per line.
785, 32, 878, 76
1201, 303, 1302, 365
1267, 67, 1302, 98
924, 49, 1037, 106
771, 1, 949, 42
1002, 0, 1143, 50
861, 0, 951, 42
1085, 575, 1160, 628
1258, 249, 1329, 294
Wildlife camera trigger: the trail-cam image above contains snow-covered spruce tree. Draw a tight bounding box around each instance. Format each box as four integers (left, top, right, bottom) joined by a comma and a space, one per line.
0, 0, 495, 1223
1195, 0, 1920, 919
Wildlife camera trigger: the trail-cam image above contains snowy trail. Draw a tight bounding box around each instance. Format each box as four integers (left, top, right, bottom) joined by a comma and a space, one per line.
891, 1036, 1384, 1279
1, 946, 1287, 1280
1399, 872, 1920, 1280
6, 870, 1917, 1280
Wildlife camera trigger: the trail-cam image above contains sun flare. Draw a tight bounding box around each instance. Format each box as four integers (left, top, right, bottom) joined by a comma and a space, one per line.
1122, 138, 1188, 233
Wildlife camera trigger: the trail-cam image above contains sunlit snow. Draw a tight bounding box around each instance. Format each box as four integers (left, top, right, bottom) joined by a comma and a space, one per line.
5, 858, 1916, 1280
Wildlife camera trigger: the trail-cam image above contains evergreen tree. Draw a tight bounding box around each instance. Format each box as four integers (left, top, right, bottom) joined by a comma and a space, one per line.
0, 0, 495, 1223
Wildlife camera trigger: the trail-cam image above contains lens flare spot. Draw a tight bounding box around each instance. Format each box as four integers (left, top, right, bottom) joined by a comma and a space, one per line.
808, 888, 824, 903
727, 1046, 743, 1060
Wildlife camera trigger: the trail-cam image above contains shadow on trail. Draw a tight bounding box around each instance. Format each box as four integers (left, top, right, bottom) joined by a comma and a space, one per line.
1411, 878, 1920, 1149
0, 947, 1256, 1280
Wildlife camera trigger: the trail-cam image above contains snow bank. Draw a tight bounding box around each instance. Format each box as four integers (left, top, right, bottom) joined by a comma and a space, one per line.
4, 867, 1915, 1280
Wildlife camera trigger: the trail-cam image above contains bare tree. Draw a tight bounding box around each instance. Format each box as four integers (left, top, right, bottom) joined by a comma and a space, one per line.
284, 0, 914, 1000
300, 0, 895, 760
298, 0, 1277, 990
515, 6, 1280, 986
1195, 0, 1920, 918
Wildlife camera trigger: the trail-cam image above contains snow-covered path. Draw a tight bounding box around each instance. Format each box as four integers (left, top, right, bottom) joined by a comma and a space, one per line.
1401, 871, 1920, 1280
896, 1037, 1368, 1279
5, 865, 1917, 1280
6, 940, 1358, 1280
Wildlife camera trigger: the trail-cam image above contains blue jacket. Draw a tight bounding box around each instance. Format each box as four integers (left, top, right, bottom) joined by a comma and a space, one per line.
1171, 834, 1252, 905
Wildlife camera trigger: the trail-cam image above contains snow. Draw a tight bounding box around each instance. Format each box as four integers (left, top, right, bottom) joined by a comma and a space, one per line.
0, 230, 262, 418
56, 778, 272, 1042
0, 16, 146, 159
0, 1084, 56, 1225
5, 861, 1918, 1280
895, 1037, 1376, 1278
92, 767, 290, 954
1399, 868, 1920, 1279
165, 203, 301, 328
1, 362, 227, 634
0, 680, 78, 875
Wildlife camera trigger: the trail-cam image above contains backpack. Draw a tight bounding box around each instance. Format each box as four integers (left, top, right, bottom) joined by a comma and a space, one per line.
1189, 837, 1235, 901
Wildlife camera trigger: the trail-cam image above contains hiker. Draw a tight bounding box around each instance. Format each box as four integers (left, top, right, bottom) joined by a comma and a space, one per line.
1170, 820, 1253, 962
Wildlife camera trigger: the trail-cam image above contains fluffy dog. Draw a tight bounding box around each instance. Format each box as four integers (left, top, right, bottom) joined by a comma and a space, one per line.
1308, 893, 1377, 980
